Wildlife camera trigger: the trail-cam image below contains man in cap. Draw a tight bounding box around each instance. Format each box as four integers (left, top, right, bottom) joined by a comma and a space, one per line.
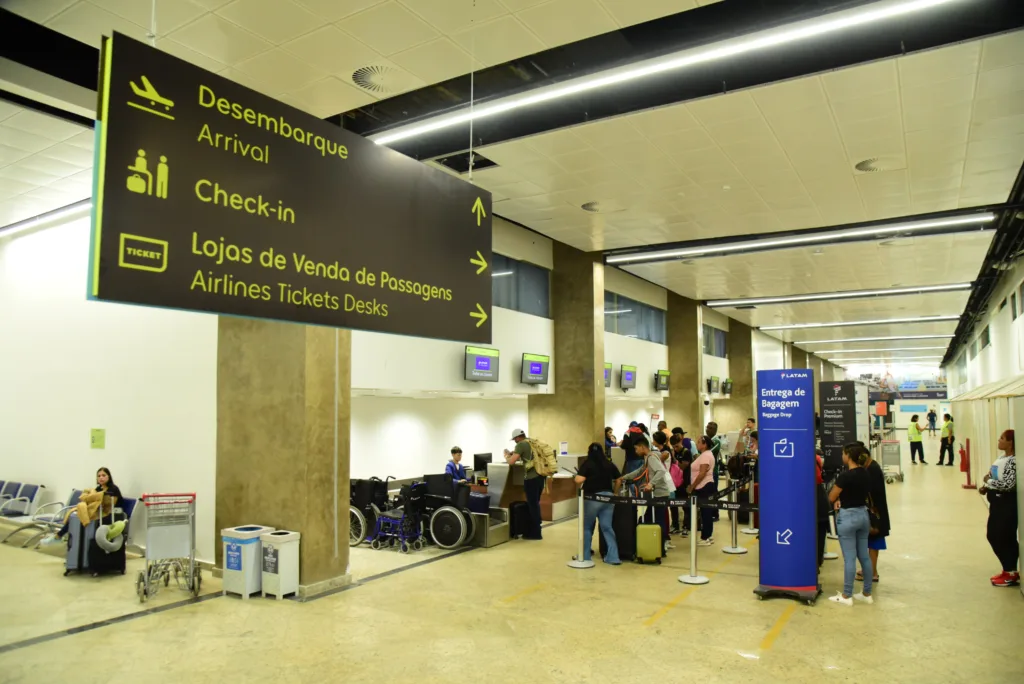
504, 429, 542, 540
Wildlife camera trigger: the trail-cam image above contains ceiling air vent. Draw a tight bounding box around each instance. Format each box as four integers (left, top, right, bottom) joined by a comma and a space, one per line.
351, 65, 418, 95
854, 156, 906, 174
435, 152, 497, 174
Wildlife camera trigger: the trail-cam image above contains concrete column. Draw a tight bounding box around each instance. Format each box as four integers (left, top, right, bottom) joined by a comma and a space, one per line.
216, 317, 351, 596
791, 346, 808, 369
664, 292, 702, 433
528, 242, 604, 451
714, 320, 755, 434
808, 354, 823, 412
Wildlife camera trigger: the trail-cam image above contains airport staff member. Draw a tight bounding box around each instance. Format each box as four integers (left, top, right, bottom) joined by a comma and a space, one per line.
505, 429, 543, 540
446, 447, 469, 483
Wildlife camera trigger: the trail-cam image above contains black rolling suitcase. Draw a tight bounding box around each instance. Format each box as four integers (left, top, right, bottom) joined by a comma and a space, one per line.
509, 501, 530, 539
64, 514, 96, 575
88, 518, 128, 576
599, 503, 637, 562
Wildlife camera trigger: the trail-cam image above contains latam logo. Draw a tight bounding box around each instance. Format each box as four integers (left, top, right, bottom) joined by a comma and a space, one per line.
833, 384, 842, 396
780, 371, 808, 379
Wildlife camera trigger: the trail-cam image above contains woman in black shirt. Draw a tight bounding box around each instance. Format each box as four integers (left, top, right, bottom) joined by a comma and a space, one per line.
858, 450, 890, 583
574, 442, 622, 565
827, 443, 874, 606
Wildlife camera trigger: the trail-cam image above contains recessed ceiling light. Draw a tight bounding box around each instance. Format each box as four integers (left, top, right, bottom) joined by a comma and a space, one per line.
802, 334, 954, 344
759, 314, 959, 331
817, 346, 949, 353
372, 0, 966, 146
606, 214, 995, 265
706, 282, 971, 308
829, 356, 943, 362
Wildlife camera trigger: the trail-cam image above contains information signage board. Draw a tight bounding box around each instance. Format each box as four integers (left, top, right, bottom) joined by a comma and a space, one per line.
756, 369, 818, 602
819, 380, 858, 474
90, 33, 492, 343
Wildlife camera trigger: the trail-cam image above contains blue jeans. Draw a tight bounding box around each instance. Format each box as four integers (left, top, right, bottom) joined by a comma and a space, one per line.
584, 491, 619, 563
837, 506, 873, 597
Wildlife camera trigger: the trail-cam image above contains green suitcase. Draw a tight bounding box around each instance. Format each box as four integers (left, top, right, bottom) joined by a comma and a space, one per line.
636, 523, 662, 564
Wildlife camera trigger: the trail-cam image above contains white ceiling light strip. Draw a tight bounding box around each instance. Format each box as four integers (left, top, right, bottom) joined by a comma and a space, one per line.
760, 314, 960, 331
0, 199, 92, 240
371, 0, 965, 146
606, 214, 994, 265
817, 346, 949, 354
707, 283, 972, 308
831, 356, 943, 362
801, 334, 954, 344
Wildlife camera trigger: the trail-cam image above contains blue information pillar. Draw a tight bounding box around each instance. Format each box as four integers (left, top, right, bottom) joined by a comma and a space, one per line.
754, 369, 820, 604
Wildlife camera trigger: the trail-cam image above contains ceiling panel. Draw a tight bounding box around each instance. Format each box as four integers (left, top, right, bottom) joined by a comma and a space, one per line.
9, 0, 707, 118
0, 105, 92, 227
621, 231, 994, 302
724, 291, 971, 329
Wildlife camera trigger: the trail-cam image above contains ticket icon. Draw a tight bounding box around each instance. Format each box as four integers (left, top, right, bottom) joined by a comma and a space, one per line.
118, 233, 168, 273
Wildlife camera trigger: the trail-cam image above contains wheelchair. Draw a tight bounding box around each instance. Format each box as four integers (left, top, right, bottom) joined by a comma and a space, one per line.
349, 476, 394, 547
422, 474, 476, 550
367, 482, 428, 553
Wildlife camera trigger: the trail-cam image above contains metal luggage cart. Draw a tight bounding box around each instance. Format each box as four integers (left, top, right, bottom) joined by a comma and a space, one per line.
881, 441, 903, 483
136, 493, 201, 602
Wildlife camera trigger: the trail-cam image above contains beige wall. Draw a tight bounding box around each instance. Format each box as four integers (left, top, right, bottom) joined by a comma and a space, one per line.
714, 321, 755, 434
664, 292, 703, 432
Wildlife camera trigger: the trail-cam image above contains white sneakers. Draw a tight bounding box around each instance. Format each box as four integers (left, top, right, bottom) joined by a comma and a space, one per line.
697, 538, 715, 547
828, 592, 853, 606
829, 591, 874, 606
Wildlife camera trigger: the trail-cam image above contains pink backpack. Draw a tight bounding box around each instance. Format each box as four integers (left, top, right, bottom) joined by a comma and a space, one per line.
669, 461, 684, 488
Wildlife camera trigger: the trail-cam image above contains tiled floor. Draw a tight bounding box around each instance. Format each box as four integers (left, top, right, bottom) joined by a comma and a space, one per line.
0, 433, 1020, 683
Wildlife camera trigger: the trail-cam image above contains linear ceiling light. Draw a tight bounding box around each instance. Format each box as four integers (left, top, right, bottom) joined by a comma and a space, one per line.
605, 309, 633, 315
817, 346, 949, 354
707, 283, 973, 308
491, 271, 514, 277
831, 357, 943, 363
606, 214, 994, 265
802, 334, 954, 344
0, 199, 92, 240
760, 314, 960, 331
371, 0, 965, 146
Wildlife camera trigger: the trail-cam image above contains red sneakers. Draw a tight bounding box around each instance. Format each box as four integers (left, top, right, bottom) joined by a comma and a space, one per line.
991, 572, 1021, 587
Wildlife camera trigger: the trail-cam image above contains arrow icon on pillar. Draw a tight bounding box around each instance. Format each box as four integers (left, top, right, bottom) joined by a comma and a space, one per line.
471, 197, 486, 226
470, 250, 487, 275
470, 303, 488, 328
776, 529, 793, 545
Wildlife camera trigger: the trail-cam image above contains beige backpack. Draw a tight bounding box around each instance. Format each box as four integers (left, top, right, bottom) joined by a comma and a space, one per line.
526, 438, 558, 477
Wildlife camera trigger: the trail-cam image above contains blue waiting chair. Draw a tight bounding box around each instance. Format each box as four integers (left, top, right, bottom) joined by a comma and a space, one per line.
1, 489, 82, 548
0, 481, 20, 505
0, 484, 43, 517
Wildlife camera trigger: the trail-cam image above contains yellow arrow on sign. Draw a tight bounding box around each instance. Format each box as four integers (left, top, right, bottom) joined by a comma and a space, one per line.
470, 303, 488, 328
470, 251, 487, 275
472, 197, 486, 226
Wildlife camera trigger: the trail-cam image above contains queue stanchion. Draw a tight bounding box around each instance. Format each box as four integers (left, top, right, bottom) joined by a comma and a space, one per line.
741, 466, 758, 535
679, 495, 709, 585
721, 486, 748, 555
567, 488, 594, 569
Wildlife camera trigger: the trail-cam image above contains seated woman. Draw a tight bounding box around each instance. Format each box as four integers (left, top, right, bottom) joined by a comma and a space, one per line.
44, 467, 122, 544
445, 447, 470, 484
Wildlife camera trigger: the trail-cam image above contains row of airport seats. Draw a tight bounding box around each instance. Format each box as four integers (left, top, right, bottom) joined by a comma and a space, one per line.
0, 480, 44, 518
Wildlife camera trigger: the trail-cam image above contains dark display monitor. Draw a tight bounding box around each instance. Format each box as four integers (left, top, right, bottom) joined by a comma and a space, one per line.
620, 364, 637, 389
465, 346, 499, 382
473, 453, 492, 480
604, 362, 612, 388
521, 353, 550, 385
722, 379, 733, 395
655, 370, 670, 391
707, 376, 720, 393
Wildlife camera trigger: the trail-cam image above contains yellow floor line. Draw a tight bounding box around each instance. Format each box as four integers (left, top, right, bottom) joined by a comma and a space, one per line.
759, 604, 797, 652
499, 583, 546, 604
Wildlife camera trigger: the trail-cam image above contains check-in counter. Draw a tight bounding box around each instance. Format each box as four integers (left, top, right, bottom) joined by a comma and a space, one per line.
485, 462, 577, 521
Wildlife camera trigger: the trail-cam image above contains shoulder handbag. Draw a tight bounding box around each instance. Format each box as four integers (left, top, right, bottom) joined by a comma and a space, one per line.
867, 493, 882, 537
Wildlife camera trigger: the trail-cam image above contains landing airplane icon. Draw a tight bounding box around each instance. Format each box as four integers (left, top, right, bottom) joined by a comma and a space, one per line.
128, 75, 175, 120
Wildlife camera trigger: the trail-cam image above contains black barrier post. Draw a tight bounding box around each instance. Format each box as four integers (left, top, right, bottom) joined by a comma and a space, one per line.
721, 486, 748, 555
742, 464, 758, 535
567, 488, 594, 569
679, 495, 709, 585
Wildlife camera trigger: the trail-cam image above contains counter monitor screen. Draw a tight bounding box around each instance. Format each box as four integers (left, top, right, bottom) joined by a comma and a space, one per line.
473, 453, 492, 480
521, 353, 550, 385
604, 362, 612, 388
620, 364, 637, 390
465, 346, 499, 382
656, 370, 670, 391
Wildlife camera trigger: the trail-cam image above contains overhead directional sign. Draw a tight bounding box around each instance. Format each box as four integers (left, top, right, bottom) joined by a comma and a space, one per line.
89, 33, 492, 343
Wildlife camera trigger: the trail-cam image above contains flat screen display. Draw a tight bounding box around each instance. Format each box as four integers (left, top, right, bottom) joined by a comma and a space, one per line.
604, 362, 612, 388
465, 346, 499, 382
656, 370, 670, 391
521, 353, 550, 385
620, 364, 637, 390
708, 376, 720, 393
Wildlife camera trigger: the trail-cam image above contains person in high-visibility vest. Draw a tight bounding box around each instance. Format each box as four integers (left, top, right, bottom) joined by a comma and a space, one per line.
937, 414, 956, 466
908, 415, 927, 464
